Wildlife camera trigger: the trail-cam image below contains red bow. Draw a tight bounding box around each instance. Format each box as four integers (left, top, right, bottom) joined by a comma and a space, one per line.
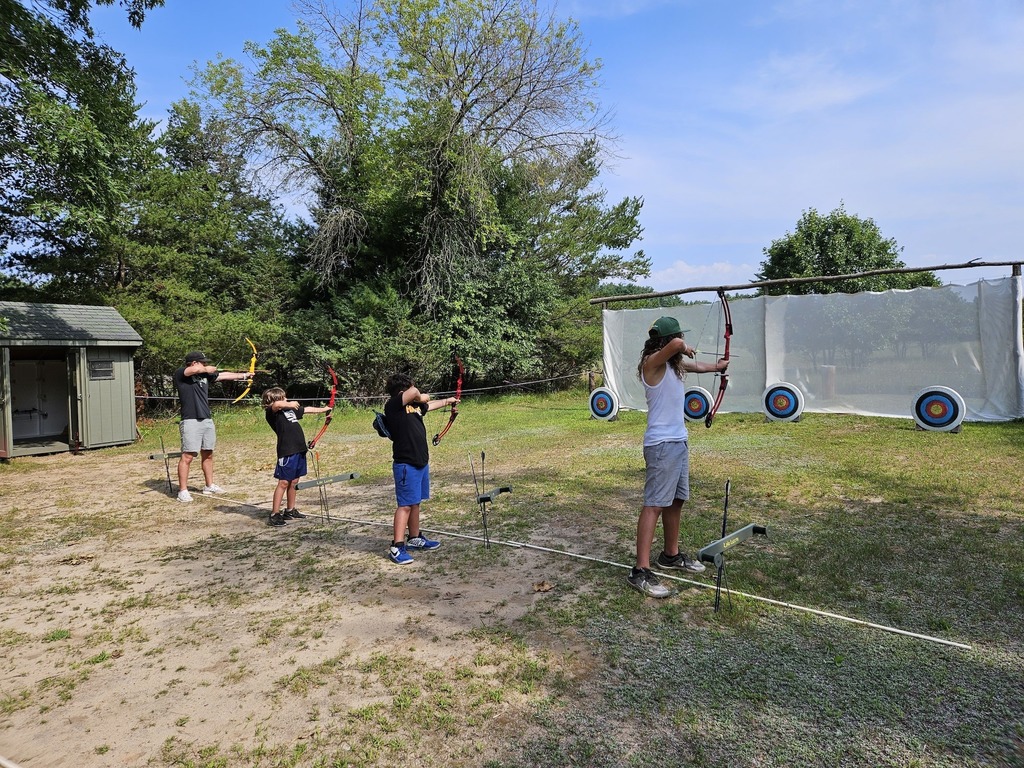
432, 356, 464, 446
705, 290, 732, 428
308, 365, 338, 449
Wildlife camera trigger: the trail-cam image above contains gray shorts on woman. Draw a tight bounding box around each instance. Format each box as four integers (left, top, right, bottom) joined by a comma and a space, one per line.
642, 440, 689, 507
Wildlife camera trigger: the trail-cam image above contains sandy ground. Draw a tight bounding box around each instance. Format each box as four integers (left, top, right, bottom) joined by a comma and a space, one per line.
0, 438, 575, 768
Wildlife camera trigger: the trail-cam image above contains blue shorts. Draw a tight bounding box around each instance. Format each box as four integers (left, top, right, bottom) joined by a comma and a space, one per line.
274, 453, 308, 482
393, 463, 430, 507
643, 440, 690, 507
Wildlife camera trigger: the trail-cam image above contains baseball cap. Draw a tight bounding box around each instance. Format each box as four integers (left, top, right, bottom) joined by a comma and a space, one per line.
649, 317, 689, 339
185, 351, 208, 364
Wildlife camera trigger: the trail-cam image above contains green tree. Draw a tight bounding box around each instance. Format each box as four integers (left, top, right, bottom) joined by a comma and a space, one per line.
756, 204, 940, 295
0, 0, 163, 290
110, 101, 300, 396
195, 0, 647, 387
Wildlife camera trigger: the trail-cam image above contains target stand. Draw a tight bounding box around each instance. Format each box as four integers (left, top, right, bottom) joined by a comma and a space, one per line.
697, 480, 768, 612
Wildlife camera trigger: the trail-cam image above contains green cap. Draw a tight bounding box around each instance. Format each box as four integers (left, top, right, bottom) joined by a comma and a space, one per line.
649, 316, 688, 338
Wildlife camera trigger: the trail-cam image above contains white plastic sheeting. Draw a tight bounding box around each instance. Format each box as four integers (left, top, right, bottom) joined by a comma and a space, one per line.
601, 276, 1024, 422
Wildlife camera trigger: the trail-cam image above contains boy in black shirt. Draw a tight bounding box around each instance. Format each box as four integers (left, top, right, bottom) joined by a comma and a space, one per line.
383, 373, 458, 564
261, 387, 333, 527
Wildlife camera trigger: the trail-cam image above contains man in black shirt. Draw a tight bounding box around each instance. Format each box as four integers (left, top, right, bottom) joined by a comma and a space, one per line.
172, 351, 252, 503
383, 373, 458, 564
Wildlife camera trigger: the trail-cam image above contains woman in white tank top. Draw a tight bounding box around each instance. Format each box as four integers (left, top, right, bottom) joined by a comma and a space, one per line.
626, 316, 729, 598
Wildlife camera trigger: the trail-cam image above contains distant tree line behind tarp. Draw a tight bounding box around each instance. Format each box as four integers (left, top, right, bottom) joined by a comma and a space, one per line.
782, 288, 978, 369
601, 277, 1024, 422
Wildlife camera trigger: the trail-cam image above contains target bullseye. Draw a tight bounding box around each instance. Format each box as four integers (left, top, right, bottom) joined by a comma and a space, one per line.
589, 387, 619, 421
762, 383, 805, 422
684, 387, 713, 422
912, 387, 965, 432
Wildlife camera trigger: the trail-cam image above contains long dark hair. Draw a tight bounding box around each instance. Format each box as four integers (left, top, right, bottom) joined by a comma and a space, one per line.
637, 334, 686, 381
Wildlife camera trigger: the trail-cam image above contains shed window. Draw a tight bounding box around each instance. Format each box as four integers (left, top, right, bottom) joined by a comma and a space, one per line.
88, 360, 115, 380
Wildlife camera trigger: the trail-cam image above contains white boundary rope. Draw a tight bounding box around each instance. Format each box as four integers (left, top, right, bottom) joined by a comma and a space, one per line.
434, 531, 973, 651
191, 492, 972, 651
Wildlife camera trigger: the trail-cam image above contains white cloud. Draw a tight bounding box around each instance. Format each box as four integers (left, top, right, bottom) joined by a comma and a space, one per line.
559, 0, 689, 20
648, 259, 762, 293
730, 53, 893, 117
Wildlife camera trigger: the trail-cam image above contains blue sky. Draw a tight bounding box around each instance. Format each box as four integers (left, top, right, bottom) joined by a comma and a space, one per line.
92, 0, 1024, 292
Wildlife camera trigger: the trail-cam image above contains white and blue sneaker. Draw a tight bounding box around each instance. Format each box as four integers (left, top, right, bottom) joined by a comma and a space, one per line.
406, 534, 440, 551
389, 544, 414, 565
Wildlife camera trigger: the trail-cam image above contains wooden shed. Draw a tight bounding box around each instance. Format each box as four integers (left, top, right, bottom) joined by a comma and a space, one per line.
0, 301, 143, 458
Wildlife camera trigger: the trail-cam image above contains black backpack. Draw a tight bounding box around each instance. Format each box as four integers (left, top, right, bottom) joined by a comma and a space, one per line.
372, 410, 392, 440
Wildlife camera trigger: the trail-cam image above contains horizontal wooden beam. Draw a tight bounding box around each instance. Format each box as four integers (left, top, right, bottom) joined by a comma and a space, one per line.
590, 259, 1024, 305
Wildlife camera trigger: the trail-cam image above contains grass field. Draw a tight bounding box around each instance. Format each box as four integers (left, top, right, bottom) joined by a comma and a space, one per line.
1, 389, 1022, 767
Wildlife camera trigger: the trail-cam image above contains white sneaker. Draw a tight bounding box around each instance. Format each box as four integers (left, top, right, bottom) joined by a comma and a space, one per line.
177, 489, 193, 503
202, 485, 224, 495
626, 567, 671, 598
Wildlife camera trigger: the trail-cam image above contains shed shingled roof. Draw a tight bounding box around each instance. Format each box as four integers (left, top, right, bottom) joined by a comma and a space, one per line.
0, 302, 142, 347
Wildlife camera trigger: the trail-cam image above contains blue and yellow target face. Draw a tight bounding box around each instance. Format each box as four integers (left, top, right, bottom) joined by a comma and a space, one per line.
762, 383, 804, 422
684, 386, 712, 422
913, 387, 965, 431
589, 387, 619, 421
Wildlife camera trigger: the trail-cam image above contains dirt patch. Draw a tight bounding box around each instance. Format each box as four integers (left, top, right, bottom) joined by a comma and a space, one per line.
0, 442, 587, 767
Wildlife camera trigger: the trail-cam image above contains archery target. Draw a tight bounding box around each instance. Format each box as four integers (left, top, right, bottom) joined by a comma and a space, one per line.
912, 386, 966, 431
589, 387, 619, 421
684, 386, 713, 422
762, 383, 805, 422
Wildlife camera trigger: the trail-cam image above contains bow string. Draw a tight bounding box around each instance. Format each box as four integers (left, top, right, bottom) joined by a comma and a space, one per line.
705, 289, 732, 428
231, 337, 258, 404
432, 356, 464, 446
307, 364, 338, 449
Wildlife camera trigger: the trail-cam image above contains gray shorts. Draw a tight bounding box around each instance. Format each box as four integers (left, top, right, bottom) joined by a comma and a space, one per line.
180, 419, 216, 453
643, 440, 690, 507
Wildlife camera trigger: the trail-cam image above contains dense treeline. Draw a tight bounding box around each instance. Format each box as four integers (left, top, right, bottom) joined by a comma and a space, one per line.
1, 0, 652, 401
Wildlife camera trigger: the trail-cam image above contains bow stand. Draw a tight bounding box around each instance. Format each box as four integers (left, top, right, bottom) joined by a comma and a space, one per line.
470, 451, 512, 547
697, 480, 768, 612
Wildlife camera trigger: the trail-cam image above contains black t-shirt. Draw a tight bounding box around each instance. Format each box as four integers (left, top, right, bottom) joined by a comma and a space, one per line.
265, 405, 308, 458
384, 393, 429, 468
173, 367, 219, 420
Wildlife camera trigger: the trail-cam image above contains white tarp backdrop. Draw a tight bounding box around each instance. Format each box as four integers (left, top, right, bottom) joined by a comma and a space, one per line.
602, 276, 1024, 422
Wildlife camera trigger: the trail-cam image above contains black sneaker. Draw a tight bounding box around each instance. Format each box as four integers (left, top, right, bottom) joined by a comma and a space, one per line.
267, 513, 286, 527
626, 567, 671, 598
282, 509, 306, 520
655, 550, 706, 573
